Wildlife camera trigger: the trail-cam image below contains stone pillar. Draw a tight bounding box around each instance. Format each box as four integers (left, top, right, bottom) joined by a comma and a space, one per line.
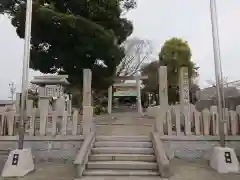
83, 69, 92, 106
155, 66, 169, 134
179, 67, 191, 135
158, 66, 168, 107
26, 100, 35, 135
72, 109, 79, 135
68, 95, 72, 115
38, 97, 49, 135
26, 100, 34, 117
108, 86, 112, 114
179, 67, 190, 106
56, 97, 65, 116
82, 69, 93, 134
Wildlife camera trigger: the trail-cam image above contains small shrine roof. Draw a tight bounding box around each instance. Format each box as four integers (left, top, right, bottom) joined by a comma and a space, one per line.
31, 75, 69, 85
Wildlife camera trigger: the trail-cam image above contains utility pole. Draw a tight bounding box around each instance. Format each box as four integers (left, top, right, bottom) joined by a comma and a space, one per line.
9, 82, 16, 100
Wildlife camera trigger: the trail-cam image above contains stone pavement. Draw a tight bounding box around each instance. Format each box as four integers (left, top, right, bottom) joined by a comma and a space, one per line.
0, 158, 240, 180
94, 112, 155, 136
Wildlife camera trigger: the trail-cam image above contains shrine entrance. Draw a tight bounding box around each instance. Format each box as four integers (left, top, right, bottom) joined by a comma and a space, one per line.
107, 75, 148, 115
112, 82, 137, 112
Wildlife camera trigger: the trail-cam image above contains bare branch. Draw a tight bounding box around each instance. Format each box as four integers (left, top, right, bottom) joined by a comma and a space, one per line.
116, 37, 153, 77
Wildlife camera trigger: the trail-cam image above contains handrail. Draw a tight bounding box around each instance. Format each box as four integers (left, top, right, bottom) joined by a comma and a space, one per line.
151, 132, 172, 178
74, 131, 95, 177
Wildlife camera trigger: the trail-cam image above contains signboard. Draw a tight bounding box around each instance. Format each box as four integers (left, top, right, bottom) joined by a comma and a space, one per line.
225, 152, 232, 163
183, 71, 190, 104
179, 67, 190, 106
113, 87, 137, 97
12, 153, 19, 165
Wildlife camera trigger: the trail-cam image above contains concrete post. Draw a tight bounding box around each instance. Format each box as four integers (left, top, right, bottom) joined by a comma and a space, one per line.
202, 108, 210, 135
38, 98, 49, 136
15, 93, 21, 113
82, 69, 93, 134
56, 97, 65, 116
108, 86, 112, 114
26, 100, 34, 136
210, 106, 219, 135
72, 109, 78, 135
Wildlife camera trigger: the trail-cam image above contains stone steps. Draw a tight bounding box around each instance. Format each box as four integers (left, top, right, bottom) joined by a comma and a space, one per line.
89, 154, 156, 162
92, 147, 154, 154
87, 161, 158, 170
83, 169, 159, 176
82, 135, 159, 177
96, 136, 151, 142
94, 141, 153, 148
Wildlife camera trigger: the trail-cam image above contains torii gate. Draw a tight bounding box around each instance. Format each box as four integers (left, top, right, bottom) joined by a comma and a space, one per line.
107, 75, 148, 115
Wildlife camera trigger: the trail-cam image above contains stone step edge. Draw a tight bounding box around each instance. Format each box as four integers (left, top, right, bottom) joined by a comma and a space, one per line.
96, 136, 151, 142
82, 169, 159, 176
87, 161, 157, 165
90, 154, 156, 157
94, 141, 153, 147
91, 149, 154, 155
86, 161, 158, 170
89, 154, 156, 161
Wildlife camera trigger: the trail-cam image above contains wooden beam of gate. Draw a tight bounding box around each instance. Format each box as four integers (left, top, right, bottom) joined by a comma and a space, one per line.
114, 75, 148, 81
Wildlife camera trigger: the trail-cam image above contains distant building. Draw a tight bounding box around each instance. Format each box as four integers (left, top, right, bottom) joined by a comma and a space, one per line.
196, 86, 240, 101
0, 100, 15, 107
196, 86, 240, 110
0, 100, 15, 112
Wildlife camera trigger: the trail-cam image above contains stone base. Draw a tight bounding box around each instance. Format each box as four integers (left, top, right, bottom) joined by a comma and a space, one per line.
1, 148, 34, 177
210, 146, 239, 173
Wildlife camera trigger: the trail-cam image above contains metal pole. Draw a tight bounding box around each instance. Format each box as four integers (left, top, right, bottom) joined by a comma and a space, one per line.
210, 0, 225, 147
18, 0, 33, 149
136, 46, 143, 114
9, 82, 16, 101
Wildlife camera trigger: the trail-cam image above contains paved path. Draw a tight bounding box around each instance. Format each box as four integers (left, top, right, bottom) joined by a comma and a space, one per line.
0, 158, 239, 180
94, 112, 155, 136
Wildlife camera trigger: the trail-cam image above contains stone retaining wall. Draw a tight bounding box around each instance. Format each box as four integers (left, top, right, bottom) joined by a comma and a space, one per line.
161, 136, 240, 160
0, 136, 84, 161
0, 136, 240, 161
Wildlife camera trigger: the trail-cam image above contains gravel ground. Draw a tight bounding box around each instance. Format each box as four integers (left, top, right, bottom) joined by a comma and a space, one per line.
0, 158, 239, 180
169, 158, 240, 180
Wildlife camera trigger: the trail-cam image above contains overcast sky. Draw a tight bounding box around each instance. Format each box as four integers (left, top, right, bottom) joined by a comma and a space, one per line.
0, 0, 239, 100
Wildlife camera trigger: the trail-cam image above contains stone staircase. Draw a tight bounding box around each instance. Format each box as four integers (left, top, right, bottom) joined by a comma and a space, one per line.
82, 136, 160, 177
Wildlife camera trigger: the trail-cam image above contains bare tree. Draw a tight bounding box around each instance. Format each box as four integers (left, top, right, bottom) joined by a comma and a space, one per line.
116, 37, 153, 77
202, 77, 240, 100
206, 76, 229, 87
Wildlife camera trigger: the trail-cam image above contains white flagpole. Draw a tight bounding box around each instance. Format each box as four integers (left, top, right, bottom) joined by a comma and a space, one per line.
210, 0, 225, 147
18, 0, 33, 149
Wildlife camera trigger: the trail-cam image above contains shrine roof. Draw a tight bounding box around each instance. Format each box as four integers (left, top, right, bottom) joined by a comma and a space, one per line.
31, 75, 69, 85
